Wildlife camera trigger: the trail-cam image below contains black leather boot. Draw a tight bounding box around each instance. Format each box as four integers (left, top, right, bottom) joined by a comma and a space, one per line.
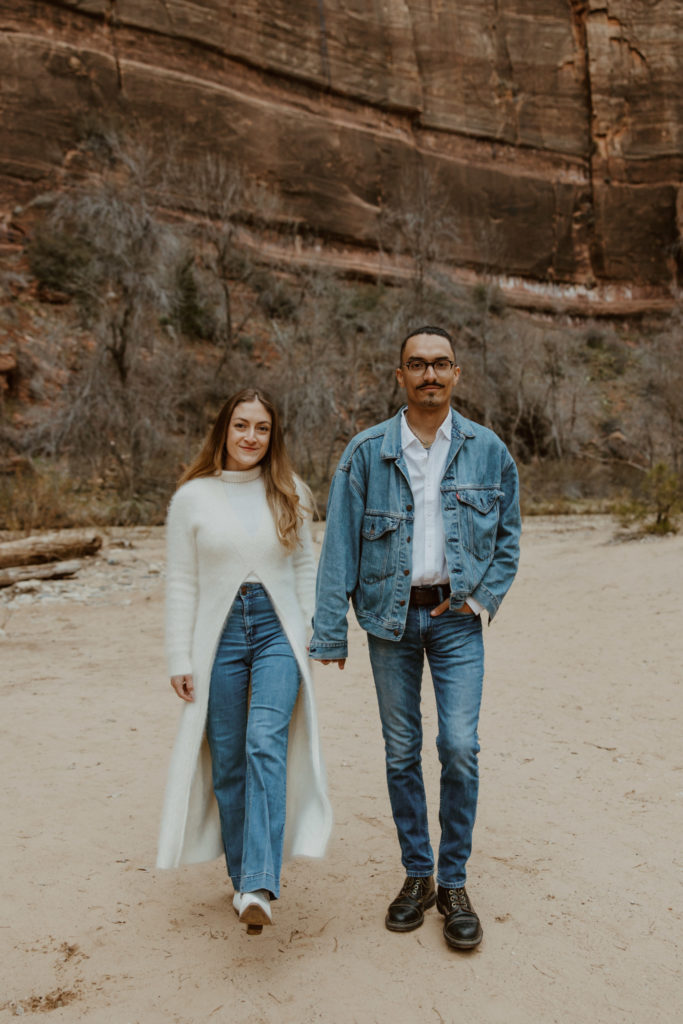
385, 876, 436, 932
436, 885, 483, 949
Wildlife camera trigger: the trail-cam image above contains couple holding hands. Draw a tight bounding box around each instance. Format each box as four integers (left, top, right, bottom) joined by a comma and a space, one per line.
156, 325, 521, 951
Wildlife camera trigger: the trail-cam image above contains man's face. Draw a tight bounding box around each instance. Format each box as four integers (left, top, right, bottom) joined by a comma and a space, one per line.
396, 333, 460, 412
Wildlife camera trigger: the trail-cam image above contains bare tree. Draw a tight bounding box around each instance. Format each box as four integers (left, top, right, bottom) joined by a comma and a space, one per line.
632, 307, 683, 471
265, 273, 410, 496
378, 162, 459, 312
179, 155, 282, 356
27, 140, 188, 506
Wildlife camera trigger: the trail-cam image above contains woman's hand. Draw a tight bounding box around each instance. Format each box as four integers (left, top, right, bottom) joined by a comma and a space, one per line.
170, 674, 195, 702
307, 642, 346, 670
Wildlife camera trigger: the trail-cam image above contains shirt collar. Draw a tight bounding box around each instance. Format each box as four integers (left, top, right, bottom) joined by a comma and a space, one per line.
401, 411, 422, 450
401, 409, 452, 449
436, 414, 452, 441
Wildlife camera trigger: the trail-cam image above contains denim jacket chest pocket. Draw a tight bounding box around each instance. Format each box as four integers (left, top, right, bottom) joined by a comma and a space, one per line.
360, 512, 401, 584
453, 487, 504, 560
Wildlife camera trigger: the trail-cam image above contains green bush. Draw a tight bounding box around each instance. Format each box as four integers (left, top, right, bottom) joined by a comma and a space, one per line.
615, 462, 682, 535
26, 225, 94, 298
170, 256, 216, 340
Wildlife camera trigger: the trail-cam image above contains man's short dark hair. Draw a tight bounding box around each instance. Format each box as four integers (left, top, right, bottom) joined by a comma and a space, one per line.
400, 325, 455, 364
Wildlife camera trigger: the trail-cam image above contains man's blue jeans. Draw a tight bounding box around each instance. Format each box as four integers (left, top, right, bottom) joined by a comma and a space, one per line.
367, 606, 484, 889
206, 584, 300, 899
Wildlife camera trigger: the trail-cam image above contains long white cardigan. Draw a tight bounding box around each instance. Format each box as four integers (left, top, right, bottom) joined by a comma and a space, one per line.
156, 469, 332, 869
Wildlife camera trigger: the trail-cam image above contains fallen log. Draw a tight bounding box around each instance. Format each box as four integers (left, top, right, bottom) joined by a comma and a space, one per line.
0, 529, 102, 569
0, 559, 84, 588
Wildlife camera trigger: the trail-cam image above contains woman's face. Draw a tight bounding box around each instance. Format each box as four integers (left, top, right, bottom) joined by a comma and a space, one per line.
224, 399, 272, 472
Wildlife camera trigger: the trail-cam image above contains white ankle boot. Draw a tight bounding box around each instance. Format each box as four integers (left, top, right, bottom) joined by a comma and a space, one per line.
239, 889, 273, 929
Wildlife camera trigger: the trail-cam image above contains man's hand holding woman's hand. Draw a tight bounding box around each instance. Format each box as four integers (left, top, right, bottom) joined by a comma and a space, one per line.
171, 674, 195, 701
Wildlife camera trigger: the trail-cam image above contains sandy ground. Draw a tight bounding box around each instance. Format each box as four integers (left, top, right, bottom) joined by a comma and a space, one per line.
1, 516, 681, 1024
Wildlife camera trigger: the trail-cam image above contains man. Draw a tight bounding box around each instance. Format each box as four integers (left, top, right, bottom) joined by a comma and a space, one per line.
309, 325, 520, 950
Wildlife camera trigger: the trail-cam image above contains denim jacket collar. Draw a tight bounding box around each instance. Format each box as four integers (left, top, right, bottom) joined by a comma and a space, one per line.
380, 406, 476, 462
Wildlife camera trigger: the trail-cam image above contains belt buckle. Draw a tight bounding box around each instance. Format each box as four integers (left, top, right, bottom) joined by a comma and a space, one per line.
411, 585, 441, 607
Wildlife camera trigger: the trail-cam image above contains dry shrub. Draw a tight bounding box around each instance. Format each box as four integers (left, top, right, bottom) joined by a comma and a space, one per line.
518, 458, 628, 516
614, 463, 683, 536
0, 465, 84, 532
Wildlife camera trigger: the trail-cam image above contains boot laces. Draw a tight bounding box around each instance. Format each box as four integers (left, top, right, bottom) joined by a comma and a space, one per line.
446, 887, 471, 912
402, 877, 426, 898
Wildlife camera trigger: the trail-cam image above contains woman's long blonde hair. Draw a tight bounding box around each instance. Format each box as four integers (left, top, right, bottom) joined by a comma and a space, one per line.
178, 388, 310, 551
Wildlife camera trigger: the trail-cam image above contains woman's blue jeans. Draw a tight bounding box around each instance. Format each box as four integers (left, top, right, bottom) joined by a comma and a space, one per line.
206, 584, 300, 899
367, 606, 484, 890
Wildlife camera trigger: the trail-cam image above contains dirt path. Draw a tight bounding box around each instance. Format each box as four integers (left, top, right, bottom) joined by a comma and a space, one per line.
1, 518, 681, 1023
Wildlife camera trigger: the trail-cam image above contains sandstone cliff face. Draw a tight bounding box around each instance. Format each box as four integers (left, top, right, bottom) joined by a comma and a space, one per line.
0, 0, 681, 314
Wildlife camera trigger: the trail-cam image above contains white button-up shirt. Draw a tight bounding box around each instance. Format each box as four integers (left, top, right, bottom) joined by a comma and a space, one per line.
400, 411, 451, 586
400, 410, 483, 614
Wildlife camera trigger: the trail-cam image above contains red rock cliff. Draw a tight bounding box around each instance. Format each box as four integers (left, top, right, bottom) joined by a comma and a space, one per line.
0, 0, 681, 314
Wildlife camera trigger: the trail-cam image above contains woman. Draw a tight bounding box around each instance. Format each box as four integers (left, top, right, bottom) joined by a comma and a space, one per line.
156, 387, 332, 934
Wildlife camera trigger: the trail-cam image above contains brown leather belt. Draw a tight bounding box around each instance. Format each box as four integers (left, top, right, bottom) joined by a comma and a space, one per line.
409, 584, 450, 607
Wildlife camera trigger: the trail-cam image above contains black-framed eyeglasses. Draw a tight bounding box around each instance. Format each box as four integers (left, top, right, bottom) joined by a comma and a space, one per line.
402, 358, 455, 376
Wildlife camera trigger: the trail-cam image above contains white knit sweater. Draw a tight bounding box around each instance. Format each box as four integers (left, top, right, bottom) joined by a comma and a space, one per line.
157, 468, 331, 869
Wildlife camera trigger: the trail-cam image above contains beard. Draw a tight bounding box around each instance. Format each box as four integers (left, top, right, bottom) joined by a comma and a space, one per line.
416, 388, 444, 406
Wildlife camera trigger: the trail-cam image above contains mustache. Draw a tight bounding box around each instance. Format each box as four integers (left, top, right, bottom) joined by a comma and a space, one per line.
417, 382, 444, 390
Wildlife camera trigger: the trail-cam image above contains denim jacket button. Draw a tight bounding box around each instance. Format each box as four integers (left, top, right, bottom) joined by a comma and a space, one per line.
403, 569, 410, 576
399, 600, 406, 606
393, 629, 400, 636
406, 504, 413, 511
406, 536, 411, 543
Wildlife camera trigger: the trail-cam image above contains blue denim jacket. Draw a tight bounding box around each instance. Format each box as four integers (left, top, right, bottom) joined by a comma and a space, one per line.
309, 407, 521, 661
